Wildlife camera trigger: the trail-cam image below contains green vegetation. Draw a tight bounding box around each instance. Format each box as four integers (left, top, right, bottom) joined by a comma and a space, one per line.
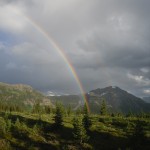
82, 105, 92, 132
100, 99, 107, 116
53, 102, 64, 128
0, 82, 52, 111
0, 83, 150, 149
0, 104, 149, 150
73, 117, 89, 144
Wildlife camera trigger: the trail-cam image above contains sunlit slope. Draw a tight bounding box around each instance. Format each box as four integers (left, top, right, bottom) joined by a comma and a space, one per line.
0, 82, 51, 108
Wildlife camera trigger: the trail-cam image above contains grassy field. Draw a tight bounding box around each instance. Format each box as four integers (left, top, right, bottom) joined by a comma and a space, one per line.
0, 111, 150, 150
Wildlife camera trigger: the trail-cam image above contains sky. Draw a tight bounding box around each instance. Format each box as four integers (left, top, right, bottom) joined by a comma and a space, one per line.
0, 0, 150, 97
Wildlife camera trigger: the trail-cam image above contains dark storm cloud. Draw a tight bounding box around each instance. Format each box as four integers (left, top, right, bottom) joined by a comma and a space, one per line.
0, 0, 150, 96
76, 35, 150, 69
71, 0, 150, 96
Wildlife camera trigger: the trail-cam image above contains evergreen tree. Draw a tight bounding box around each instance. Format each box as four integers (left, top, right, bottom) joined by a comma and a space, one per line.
126, 110, 133, 117
83, 104, 88, 114
54, 102, 63, 128
100, 99, 107, 115
66, 104, 72, 116
32, 102, 41, 114
130, 120, 146, 149
132, 120, 145, 140
13, 118, 28, 139
32, 102, 42, 119
14, 118, 21, 129
82, 104, 92, 132
44, 105, 51, 114
73, 117, 89, 144
111, 113, 115, 117
6, 119, 12, 133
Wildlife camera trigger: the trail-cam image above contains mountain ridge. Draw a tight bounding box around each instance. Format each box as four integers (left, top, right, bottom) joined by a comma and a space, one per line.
87, 86, 150, 113
0, 82, 149, 113
49, 86, 150, 114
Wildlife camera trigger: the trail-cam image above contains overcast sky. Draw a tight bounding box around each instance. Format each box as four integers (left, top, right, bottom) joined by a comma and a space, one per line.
0, 0, 150, 97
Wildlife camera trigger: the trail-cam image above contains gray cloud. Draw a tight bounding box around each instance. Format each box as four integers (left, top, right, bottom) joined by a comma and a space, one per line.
0, 0, 150, 97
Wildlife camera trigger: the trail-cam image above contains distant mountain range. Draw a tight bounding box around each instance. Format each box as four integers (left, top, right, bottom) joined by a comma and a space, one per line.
0, 82, 149, 114
48, 86, 150, 114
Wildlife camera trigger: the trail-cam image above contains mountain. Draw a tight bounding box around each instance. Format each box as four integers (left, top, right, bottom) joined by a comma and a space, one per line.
0, 82, 149, 114
143, 97, 150, 103
0, 82, 52, 109
87, 86, 150, 114
49, 86, 150, 114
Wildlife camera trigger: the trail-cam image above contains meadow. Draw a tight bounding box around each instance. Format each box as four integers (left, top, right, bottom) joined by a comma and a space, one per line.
0, 106, 150, 150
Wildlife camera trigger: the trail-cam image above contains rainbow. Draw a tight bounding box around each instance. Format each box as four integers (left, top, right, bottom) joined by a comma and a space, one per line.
23, 16, 90, 112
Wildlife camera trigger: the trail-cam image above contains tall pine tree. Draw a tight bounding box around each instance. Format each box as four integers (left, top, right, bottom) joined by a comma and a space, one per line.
73, 117, 89, 144
54, 102, 63, 128
82, 104, 92, 132
100, 99, 107, 115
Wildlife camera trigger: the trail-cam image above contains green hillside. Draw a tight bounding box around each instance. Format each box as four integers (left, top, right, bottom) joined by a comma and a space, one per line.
0, 82, 52, 110
0, 111, 150, 150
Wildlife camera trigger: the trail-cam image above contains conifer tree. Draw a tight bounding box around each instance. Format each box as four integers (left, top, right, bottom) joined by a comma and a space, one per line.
44, 105, 51, 114
130, 120, 146, 149
32, 102, 42, 119
100, 99, 107, 115
33, 102, 41, 114
66, 104, 72, 116
132, 120, 145, 140
73, 117, 89, 144
82, 104, 92, 132
54, 102, 63, 128
126, 110, 133, 117
14, 118, 21, 129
